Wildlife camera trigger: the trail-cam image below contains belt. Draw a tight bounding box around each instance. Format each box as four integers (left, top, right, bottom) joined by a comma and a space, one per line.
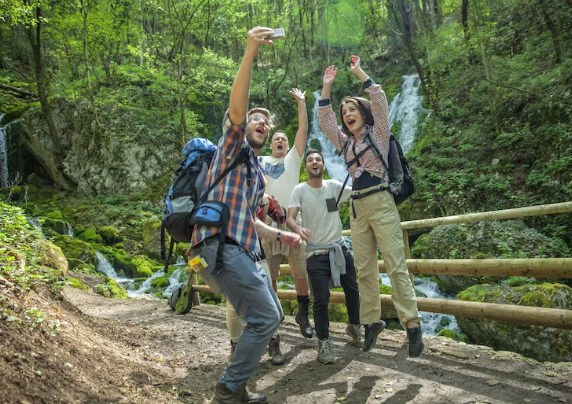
351, 185, 388, 200
203, 234, 239, 246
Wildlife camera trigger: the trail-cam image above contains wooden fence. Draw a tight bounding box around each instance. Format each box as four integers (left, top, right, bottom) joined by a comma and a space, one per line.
192, 201, 572, 330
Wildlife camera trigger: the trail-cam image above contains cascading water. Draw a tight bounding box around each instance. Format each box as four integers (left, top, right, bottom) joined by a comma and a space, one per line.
308, 91, 349, 182
388, 74, 424, 154
309, 76, 457, 336
95, 251, 135, 292
0, 113, 9, 187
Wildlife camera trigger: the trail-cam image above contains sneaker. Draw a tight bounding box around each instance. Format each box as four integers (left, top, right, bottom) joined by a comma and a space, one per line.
406, 326, 424, 358
295, 312, 314, 338
317, 339, 335, 364
211, 382, 267, 403
346, 323, 364, 348
267, 336, 285, 366
362, 320, 386, 352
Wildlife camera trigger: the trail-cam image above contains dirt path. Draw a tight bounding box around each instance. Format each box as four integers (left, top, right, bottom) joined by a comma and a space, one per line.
2, 286, 571, 403
60, 287, 572, 404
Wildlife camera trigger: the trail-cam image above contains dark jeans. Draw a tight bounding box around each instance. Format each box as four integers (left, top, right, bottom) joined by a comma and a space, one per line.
307, 248, 360, 340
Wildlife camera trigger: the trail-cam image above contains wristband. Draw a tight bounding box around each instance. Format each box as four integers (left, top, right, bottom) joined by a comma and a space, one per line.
276, 231, 282, 241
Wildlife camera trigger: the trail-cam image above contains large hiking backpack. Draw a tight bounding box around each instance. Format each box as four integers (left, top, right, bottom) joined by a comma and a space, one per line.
160, 137, 251, 270
339, 132, 414, 205
160, 138, 217, 266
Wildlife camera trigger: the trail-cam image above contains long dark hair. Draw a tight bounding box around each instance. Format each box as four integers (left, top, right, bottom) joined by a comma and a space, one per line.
339, 96, 374, 136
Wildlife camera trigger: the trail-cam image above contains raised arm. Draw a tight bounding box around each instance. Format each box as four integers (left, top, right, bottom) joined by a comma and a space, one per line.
290, 88, 308, 158
351, 55, 390, 152
317, 65, 347, 151
229, 27, 275, 125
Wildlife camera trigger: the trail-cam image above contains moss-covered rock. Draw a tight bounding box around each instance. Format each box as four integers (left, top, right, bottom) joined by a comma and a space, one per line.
52, 235, 97, 267
98, 226, 122, 245
96, 278, 129, 299
142, 219, 162, 259
77, 227, 104, 244
411, 220, 571, 294
131, 254, 161, 278
457, 282, 572, 362
39, 217, 70, 235
37, 239, 68, 276
66, 276, 90, 291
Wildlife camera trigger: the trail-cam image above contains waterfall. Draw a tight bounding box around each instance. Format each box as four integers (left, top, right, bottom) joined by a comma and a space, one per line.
388, 74, 424, 154
95, 251, 135, 291
0, 113, 9, 187
308, 91, 349, 183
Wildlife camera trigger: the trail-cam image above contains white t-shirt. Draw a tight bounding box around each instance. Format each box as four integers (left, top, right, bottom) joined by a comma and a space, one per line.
260, 148, 303, 209
289, 180, 351, 251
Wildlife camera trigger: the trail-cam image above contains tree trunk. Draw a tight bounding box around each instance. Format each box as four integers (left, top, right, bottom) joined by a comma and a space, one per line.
393, 0, 428, 95
537, 0, 562, 63
25, 5, 72, 190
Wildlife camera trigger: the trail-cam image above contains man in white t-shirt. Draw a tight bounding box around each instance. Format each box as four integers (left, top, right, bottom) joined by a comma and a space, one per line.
286, 149, 362, 364
260, 88, 313, 360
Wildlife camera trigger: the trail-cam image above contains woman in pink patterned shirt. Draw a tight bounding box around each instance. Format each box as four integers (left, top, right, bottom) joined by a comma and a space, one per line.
317, 55, 423, 358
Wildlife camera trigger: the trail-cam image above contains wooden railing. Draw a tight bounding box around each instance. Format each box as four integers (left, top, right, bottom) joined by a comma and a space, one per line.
192, 201, 572, 330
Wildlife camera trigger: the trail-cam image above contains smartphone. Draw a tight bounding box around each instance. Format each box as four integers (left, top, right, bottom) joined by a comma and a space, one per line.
270, 28, 285, 39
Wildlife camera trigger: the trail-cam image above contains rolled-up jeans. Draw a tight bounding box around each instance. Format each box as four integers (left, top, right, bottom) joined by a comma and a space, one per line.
197, 237, 282, 392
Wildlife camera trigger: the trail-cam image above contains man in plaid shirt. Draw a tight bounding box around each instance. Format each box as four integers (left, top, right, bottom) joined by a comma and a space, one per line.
189, 27, 301, 404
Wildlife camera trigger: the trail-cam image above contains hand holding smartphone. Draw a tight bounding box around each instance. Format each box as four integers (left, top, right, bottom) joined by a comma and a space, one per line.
270, 28, 285, 39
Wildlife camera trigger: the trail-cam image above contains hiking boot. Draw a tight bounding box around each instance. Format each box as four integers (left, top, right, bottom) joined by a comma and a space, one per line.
229, 340, 237, 359
267, 336, 285, 366
295, 312, 314, 338
363, 320, 386, 352
406, 326, 424, 358
211, 382, 267, 403
317, 339, 335, 364
296, 296, 314, 338
346, 323, 364, 348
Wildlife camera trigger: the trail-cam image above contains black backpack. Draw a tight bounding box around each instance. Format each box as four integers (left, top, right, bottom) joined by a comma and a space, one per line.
339, 132, 414, 205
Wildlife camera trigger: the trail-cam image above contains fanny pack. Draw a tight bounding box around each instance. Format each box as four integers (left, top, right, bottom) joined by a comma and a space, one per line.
192, 201, 230, 270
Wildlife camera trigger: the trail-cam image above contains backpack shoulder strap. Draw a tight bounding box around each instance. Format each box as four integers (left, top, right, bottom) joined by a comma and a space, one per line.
363, 131, 389, 171
200, 146, 250, 203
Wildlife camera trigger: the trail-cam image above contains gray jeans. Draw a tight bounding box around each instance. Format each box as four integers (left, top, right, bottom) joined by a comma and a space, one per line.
198, 237, 282, 391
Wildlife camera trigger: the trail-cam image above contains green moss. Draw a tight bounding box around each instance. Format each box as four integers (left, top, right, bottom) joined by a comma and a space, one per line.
78, 227, 104, 244
98, 226, 122, 245
151, 276, 169, 288
96, 278, 128, 299
132, 254, 161, 278
39, 217, 69, 235
437, 329, 468, 343
66, 276, 90, 291
51, 235, 97, 266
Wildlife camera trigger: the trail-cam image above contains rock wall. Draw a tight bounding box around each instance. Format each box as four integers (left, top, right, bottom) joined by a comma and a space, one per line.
16, 98, 179, 195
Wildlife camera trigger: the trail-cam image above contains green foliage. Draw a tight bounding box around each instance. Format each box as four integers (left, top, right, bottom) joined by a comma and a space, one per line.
437, 328, 468, 343
0, 202, 64, 290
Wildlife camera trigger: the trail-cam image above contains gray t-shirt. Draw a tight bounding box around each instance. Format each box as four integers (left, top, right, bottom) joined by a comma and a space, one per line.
289, 180, 351, 254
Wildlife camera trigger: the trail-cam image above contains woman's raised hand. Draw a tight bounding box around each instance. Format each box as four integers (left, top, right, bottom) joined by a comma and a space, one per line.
350, 55, 361, 71
322, 65, 338, 87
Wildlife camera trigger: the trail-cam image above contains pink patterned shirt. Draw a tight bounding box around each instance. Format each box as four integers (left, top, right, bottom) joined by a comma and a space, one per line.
317, 81, 391, 182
